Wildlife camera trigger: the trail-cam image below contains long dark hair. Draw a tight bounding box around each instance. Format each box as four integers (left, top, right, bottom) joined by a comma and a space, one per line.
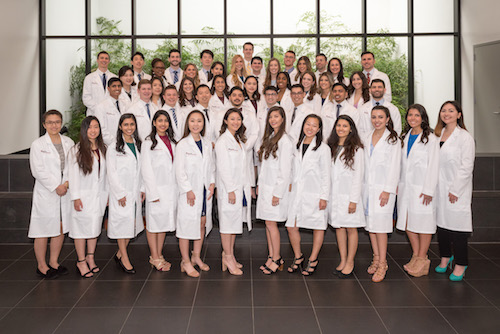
210, 74, 229, 98
77, 116, 106, 175
327, 115, 363, 169
300, 71, 318, 101
401, 104, 432, 147
297, 114, 323, 151
327, 57, 345, 85
259, 106, 287, 161
434, 100, 467, 137
116, 113, 142, 154
277, 71, 292, 91
219, 108, 247, 143
210, 61, 226, 81
372, 106, 398, 144
178, 77, 197, 107
151, 76, 165, 105
182, 110, 206, 139
347, 71, 370, 102
148, 110, 177, 149
118, 66, 136, 86
244, 76, 261, 101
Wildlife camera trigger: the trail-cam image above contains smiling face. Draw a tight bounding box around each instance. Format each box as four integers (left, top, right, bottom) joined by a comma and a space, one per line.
182, 80, 194, 94
196, 86, 211, 105
291, 87, 305, 105
316, 55, 326, 72
188, 112, 204, 135
234, 57, 244, 72
153, 114, 170, 136
268, 110, 283, 132
269, 59, 280, 75
276, 73, 288, 90
243, 44, 254, 59
332, 85, 347, 103
120, 117, 136, 138
97, 53, 110, 70
264, 90, 278, 106
351, 73, 363, 90
371, 108, 389, 130
361, 53, 375, 71
370, 82, 385, 99
138, 83, 152, 101
184, 64, 197, 79
108, 80, 122, 99
407, 108, 423, 130
163, 88, 178, 106
152, 79, 163, 97
440, 103, 461, 126
87, 119, 100, 142
131, 54, 144, 71
229, 89, 244, 107
284, 52, 295, 67
214, 77, 226, 93
43, 114, 63, 136
225, 111, 242, 134
251, 59, 262, 73
120, 69, 134, 87
297, 59, 307, 73
169, 51, 181, 67
319, 75, 331, 91
244, 77, 258, 94
329, 59, 341, 75
152, 61, 166, 77
201, 53, 213, 68
212, 63, 223, 76
301, 73, 314, 91
335, 119, 351, 140
303, 116, 320, 140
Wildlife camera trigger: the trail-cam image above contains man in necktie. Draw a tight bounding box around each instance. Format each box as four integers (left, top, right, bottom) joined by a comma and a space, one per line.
168, 49, 182, 85
162, 85, 182, 141
199, 49, 214, 85
288, 84, 313, 143
193, 84, 214, 143
131, 51, 151, 84
361, 51, 392, 101
128, 79, 153, 141
242, 42, 254, 75
94, 77, 127, 145
82, 51, 117, 116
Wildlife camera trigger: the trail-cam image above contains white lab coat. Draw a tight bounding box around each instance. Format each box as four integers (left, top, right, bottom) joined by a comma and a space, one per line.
313, 93, 331, 116
120, 86, 138, 104
215, 131, 252, 233
362, 129, 401, 233
133, 71, 151, 84
358, 99, 402, 138
256, 101, 279, 145
286, 138, 331, 230
209, 94, 231, 139
82, 69, 117, 116
164, 67, 183, 90
106, 139, 144, 239
175, 134, 216, 239
128, 99, 155, 141
347, 94, 367, 109
190, 103, 216, 144
28, 133, 74, 238
94, 96, 130, 146
364, 68, 392, 102
68, 146, 108, 239
161, 103, 184, 142
333, 76, 350, 86
278, 89, 294, 116
256, 134, 293, 221
141, 135, 177, 233
303, 93, 322, 115
199, 69, 211, 85
436, 127, 475, 232
287, 104, 314, 145
321, 100, 360, 142
241, 103, 260, 186
396, 132, 439, 234
329, 147, 366, 228
290, 68, 300, 85
226, 74, 244, 89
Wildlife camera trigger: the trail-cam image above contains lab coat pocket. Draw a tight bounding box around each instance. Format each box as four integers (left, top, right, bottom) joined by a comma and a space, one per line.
302, 193, 322, 220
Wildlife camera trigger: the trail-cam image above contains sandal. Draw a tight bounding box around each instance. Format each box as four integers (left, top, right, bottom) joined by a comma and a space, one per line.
372, 261, 388, 283
191, 252, 210, 272
262, 257, 284, 275
367, 254, 380, 275
149, 256, 168, 272
86, 253, 99, 273
302, 259, 319, 276
288, 255, 304, 273
76, 259, 93, 278
260, 256, 272, 272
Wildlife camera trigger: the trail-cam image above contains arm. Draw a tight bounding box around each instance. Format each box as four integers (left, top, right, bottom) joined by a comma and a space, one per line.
29, 140, 61, 192
421, 137, 439, 197
449, 132, 475, 197
140, 141, 160, 201
319, 146, 331, 201
272, 138, 293, 198
244, 113, 259, 152
67, 147, 81, 200
215, 139, 238, 193
82, 75, 96, 110
94, 103, 113, 146
348, 148, 364, 204
106, 147, 128, 200
383, 139, 401, 194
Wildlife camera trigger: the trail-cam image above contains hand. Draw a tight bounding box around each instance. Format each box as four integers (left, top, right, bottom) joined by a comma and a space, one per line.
228, 191, 236, 205
289, 184, 292, 192
207, 183, 215, 200
448, 192, 458, 204
379, 191, 390, 207
348, 202, 356, 214
187, 190, 196, 206
272, 196, 280, 206
255, 186, 259, 196
141, 192, 146, 203
55, 184, 67, 196
319, 199, 327, 210
152, 199, 160, 203
420, 193, 433, 205
74, 199, 83, 211
251, 187, 257, 199
118, 196, 126, 207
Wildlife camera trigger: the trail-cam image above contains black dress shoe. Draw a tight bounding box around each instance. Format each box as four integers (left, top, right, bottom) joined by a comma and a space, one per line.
36, 268, 58, 280
338, 268, 354, 279
49, 265, 69, 276
117, 257, 136, 274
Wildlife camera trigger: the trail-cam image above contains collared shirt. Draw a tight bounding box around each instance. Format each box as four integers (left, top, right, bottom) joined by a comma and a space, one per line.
285, 67, 295, 74
372, 98, 384, 107
169, 67, 180, 79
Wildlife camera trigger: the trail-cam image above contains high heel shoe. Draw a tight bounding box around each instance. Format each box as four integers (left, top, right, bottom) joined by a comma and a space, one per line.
449, 265, 468, 282
150, 256, 168, 272
408, 257, 430, 277
222, 254, 243, 276
191, 252, 210, 272
262, 257, 284, 275
86, 253, 99, 273
260, 256, 272, 272
37, 267, 59, 280
302, 259, 319, 276
338, 263, 355, 279
222, 251, 242, 269
117, 257, 136, 274
403, 255, 418, 272
288, 254, 304, 273
435, 256, 454, 274
372, 261, 388, 283
180, 260, 200, 278
76, 259, 93, 278
367, 254, 380, 275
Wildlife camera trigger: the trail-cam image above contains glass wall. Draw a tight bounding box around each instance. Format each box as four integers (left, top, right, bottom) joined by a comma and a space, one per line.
41, 0, 460, 135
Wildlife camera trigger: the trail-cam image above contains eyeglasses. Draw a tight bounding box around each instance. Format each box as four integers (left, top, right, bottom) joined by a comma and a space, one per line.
265, 93, 277, 96
154, 66, 166, 70
44, 121, 62, 125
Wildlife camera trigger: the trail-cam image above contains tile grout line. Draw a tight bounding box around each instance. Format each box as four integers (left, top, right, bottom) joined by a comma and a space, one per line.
386, 252, 460, 334
184, 242, 207, 334
469, 244, 500, 268
249, 243, 255, 334
302, 275, 323, 334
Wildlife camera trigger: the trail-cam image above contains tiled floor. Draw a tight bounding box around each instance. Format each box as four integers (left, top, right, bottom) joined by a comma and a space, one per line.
1, 239, 500, 334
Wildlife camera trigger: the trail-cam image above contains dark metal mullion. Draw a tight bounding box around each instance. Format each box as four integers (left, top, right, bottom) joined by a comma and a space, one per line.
177, 0, 182, 52
85, 0, 91, 75
270, 0, 274, 58
316, 0, 320, 54
408, 0, 414, 105
39, 0, 46, 134
131, 0, 136, 55
223, 0, 227, 69
362, 0, 367, 51
454, 0, 461, 103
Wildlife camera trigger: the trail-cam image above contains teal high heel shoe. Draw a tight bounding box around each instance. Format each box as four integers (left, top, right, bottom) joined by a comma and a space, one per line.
449, 266, 468, 281
435, 256, 454, 274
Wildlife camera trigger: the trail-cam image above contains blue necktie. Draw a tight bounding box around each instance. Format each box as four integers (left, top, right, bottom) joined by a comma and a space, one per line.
292, 107, 297, 123
203, 108, 210, 122
146, 103, 151, 119
375, 102, 380, 106
171, 108, 178, 126
173, 71, 178, 84
138, 73, 142, 81
336, 104, 341, 118
116, 100, 121, 113
102, 73, 106, 91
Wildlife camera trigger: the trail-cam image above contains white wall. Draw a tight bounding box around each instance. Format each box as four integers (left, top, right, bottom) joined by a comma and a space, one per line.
461, 0, 500, 136
0, 0, 39, 154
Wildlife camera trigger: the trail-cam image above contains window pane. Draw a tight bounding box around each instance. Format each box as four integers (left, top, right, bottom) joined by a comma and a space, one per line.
273, 38, 317, 68
320, 37, 362, 75
228, 0, 270, 34
367, 0, 407, 33
320, 0, 361, 34
273, 0, 317, 34
91, 39, 132, 75
367, 37, 409, 113
181, 0, 223, 34
91, 0, 131, 35
46, 0, 85, 35
227, 38, 271, 67
46, 40, 86, 119
136, 39, 179, 76
414, 37, 454, 123
182, 38, 225, 69
414, 0, 454, 33
136, 0, 177, 35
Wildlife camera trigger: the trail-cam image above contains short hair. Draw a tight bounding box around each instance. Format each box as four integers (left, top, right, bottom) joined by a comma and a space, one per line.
370, 78, 385, 88
169, 49, 181, 57
195, 84, 210, 95
290, 83, 304, 92
138, 79, 152, 89
97, 51, 109, 59
361, 51, 375, 59
316, 53, 327, 61
229, 86, 245, 95
263, 86, 278, 94
107, 77, 122, 87
42, 109, 63, 123
151, 58, 164, 68
200, 49, 214, 59
131, 51, 145, 61
285, 50, 296, 56
163, 84, 178, 94
251, 56, 263, 64
243, 42, 254, 49
332, 82, 347, 91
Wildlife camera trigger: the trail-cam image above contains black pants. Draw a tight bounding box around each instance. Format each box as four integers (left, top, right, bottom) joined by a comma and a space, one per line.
437, 227, 470, 266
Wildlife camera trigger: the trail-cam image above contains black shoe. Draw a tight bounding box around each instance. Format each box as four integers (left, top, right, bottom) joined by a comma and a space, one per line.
117, 257, 136, 275
288, 255, 304, 273
49, 265, 69, 276
76, 259, 94, 278
338, 270, 354, 279
36, 268, 58, 280
302, 259, 319, 276
262, 257, 284, 275
334, 268, 342, 277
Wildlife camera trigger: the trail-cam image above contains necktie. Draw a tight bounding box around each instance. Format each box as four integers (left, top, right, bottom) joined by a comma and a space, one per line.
245, 62, 251, 76
336, 104, 341, 118
375, 102, 380, 106
292, 107, 297, 123
203, 108, 210, 122
138, 73, 142, 81
171, 108, 178, 126
366, 72, 371, 85
205, 70, 210, 80
102, 73, 107, 91
173, 71, 179, 84
146, 103, 151, 119
116, 100, 121, 113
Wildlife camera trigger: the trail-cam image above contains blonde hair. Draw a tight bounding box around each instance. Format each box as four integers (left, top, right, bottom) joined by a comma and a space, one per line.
183, 63, 200, 88
229, 54, 247, 88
